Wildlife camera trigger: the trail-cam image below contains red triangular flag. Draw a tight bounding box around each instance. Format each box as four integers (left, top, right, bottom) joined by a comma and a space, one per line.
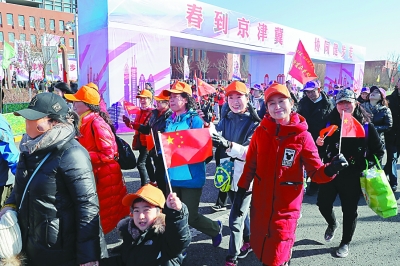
160, 128, 212, 168
341, 113, 365, 137
146, 134, 155, 151
288, 40, 318, 84
319, 125, 338, 138
196, 77, 216, 96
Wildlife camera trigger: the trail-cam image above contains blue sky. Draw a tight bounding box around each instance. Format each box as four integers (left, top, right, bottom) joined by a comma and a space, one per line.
201, 0, 399, 61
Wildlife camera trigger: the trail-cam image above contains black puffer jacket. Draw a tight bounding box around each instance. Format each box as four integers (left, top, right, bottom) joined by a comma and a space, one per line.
6, 133, 108, 266
322, 109, 384, 176
117, 204, 191, 266
385, 89, 400, 145
297, 91, 334, 141
137, 108, 173, 155
361, 102, 392, 143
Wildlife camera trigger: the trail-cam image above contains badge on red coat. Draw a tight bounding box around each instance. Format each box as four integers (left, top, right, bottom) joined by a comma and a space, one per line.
282, 148, 296, 167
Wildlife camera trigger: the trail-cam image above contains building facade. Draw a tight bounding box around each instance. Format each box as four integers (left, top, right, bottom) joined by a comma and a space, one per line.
0, 2, 75, 53
364, 60, 399, 89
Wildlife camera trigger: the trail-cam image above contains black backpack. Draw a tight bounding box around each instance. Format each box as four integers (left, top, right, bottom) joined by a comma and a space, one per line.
91, 119, 137, 170
114, 135, 137, 170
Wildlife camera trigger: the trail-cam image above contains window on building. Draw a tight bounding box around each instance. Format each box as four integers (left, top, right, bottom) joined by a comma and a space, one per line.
55, 5, 62, 11
0, 32, 4, 43
69, 38, 74, 48
30, 16, 35, 28
6, 14, 13, 26
60, 37, 65, 44
30, 34, 37, 45
202, 50, 206, 59
8, 32, 15, 43
18, 15, 25, 27
59, 20, 64, 31
20, 33, 26, 41
0, 13, 2, 26
40, 18, 45, 29
195, 50, 199, 61
45, 4, 53, 10
50, 19, 55, 30
184, 48, 188, 56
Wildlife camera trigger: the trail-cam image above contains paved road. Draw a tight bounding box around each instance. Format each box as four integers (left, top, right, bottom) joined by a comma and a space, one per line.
108, 133, 400, 266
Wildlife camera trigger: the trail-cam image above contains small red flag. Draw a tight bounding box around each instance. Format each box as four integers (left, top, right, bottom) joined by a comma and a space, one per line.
288, 40, 318, 84
124, 101, 140, 120
146, 134, 155, 151
341, 113, 365, 138
319, 125, 338, 138
160, 128, 212, 168
196, 77, 216, 96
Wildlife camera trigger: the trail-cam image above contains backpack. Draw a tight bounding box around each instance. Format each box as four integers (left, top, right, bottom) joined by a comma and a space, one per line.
91, 119, 137, 170
214, 159, 234, 192
114, 135, 137, 170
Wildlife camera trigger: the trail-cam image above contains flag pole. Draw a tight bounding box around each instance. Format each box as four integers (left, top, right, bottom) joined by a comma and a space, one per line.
158, 131, 173, 194
150, 128, 157, 157
338, 110, 345, 154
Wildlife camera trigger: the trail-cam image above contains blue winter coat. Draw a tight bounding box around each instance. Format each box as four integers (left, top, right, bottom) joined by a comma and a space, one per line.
165, 109, 206, 188
0, 115, 19, 186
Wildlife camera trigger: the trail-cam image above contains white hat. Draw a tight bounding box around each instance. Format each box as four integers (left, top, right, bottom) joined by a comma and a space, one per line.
0, 210, 22, 259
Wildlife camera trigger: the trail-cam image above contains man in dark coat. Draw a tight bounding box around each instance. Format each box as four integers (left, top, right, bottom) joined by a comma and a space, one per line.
298, 80, 334, 196
384, 84, 400, 191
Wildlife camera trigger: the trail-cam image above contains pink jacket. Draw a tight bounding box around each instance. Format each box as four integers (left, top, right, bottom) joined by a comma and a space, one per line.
238, 113, 334, 266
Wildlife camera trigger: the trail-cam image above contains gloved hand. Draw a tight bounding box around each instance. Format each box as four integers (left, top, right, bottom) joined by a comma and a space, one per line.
232, 187, 246, 217
211, 133, 231, 149
122, 115, 131, 128
324, 153, 349, 177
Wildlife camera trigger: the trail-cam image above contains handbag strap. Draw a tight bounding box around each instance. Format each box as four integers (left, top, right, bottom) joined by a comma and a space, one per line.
19, 152, 52, 210
365, 154, 381, 171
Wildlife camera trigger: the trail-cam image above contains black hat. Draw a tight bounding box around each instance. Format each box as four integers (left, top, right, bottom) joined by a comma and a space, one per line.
54, 82, 74, 94
14, 93, 69, 120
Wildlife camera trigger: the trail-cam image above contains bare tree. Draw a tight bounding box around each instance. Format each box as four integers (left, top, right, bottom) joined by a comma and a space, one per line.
384, 52, 400, 88
214, 54, 231, 80
313, 63, 326, 85
240, 55, 249, 80
15, 17, 67, 83
197, 56, 211, 79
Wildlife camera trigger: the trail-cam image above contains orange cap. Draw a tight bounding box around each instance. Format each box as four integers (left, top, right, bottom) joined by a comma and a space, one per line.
64, 85, 100, 105
122, 184, 165, 208
224, 81, 248, 96
154, 90, 170, 101
136, 89, 153, 98
86, 82, 99, 91
264, 83, 291, 102
167, 81, 192, 95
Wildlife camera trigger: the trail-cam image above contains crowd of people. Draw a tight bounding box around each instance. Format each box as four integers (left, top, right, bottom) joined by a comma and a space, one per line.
0, 77, 398, 266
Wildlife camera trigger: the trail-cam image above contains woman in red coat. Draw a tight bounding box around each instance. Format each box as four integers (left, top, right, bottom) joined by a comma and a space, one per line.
235, 83, 348, 266
65, 86, 129, 234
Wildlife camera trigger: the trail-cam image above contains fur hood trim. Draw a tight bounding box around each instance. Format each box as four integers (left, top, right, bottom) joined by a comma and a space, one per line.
117, 213, 166, 241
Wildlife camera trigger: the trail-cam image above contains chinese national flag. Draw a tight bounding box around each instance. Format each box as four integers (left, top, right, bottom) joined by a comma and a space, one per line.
288, 40, 318, 84
196, 77, 216, 96
341, 112, 365, 138
160, 128, 212, 168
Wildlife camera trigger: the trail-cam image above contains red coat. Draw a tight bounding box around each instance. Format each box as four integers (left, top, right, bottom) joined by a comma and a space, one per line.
78, 111, 129, 234
238, 113, 333, 266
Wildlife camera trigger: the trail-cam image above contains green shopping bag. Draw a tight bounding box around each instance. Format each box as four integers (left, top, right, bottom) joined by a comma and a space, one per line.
360, 155, 398, 218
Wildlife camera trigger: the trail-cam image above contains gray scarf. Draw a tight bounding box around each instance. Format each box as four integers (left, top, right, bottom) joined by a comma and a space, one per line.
20, 123, 75, 154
